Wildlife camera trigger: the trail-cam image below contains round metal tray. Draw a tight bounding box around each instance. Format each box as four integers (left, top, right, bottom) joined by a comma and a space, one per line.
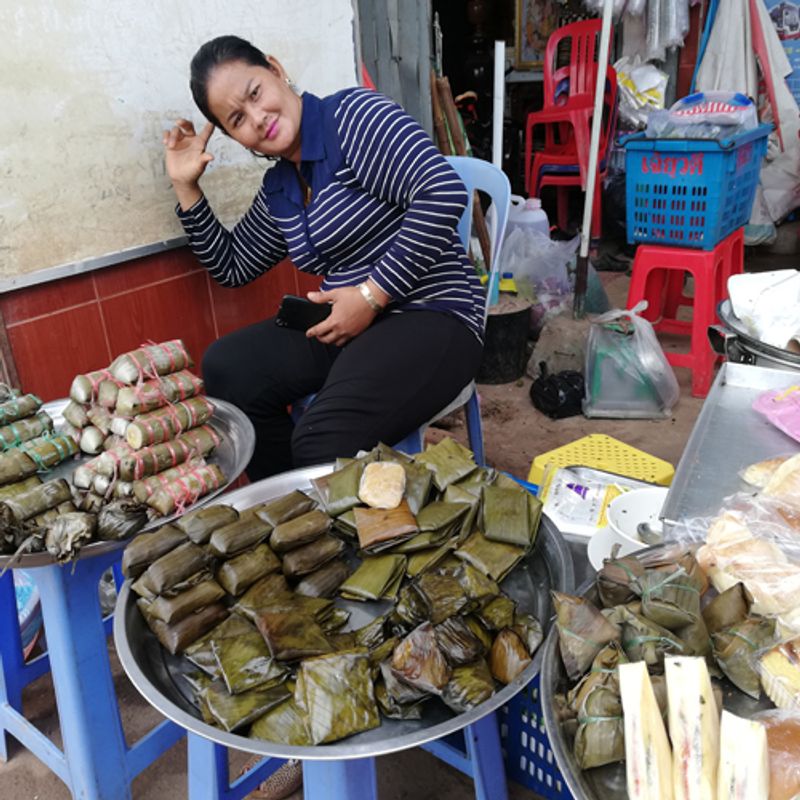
718, 299, 800, 369
0, 397, 254, 568
540, 543, 775, 800
114, 464, 576, 761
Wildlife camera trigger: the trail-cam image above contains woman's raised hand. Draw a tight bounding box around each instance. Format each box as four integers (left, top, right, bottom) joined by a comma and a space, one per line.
163, 120, 215, 192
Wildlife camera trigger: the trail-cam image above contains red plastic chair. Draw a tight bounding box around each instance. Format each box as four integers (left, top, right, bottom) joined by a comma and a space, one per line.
523, 20, 617, 237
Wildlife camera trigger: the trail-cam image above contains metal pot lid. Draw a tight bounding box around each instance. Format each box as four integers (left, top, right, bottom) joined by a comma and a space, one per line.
113, 464, 576, 761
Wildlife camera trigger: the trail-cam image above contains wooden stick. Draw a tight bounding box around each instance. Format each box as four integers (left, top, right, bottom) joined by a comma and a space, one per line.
435, 77, 493, 271
430, 69, 451, 155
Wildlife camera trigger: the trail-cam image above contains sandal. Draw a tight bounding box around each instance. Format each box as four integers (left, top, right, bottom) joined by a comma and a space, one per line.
240, 757, 303, 800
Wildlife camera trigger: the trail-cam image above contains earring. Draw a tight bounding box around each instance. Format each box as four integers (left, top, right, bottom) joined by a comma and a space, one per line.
285, 76, 299, 94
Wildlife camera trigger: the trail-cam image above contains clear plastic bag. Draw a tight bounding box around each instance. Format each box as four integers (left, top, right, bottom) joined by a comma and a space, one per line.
646, 91, 758, 140
583, 301, 680, 418
753, 387, 800, 444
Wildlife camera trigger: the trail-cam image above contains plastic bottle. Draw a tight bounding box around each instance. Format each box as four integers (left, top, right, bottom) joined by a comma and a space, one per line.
506, 196, 550, 239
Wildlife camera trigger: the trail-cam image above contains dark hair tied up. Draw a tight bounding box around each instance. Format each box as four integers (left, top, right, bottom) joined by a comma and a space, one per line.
190, 35, 273, 132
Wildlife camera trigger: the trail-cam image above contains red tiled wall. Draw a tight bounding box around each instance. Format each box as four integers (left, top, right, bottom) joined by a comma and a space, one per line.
0, 248, 320, 401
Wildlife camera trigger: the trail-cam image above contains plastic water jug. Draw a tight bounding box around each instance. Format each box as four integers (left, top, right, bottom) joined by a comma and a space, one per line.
506, 195, 550, 238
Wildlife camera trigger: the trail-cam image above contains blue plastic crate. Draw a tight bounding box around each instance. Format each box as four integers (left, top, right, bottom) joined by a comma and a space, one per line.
623, 125, 770, 249
500, 673, 573, 799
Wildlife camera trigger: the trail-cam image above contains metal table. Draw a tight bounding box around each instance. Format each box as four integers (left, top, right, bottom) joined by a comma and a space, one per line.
0, 398, 254, 800
113, 465, 576, 800
662, 362, 800, 528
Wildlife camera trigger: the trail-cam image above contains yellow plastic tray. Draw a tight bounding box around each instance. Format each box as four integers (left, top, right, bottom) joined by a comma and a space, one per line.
527, 433, 674, 487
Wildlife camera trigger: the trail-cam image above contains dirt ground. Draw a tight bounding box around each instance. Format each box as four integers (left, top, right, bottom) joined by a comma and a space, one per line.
0, 264, 764, 800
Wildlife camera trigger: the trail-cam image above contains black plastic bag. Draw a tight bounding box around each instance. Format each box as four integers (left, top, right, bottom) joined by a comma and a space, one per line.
529, 364, 585, 419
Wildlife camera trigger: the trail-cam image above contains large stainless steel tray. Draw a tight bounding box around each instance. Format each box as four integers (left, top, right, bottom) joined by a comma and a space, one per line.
113, 464, 575, 761
661, 362, 800, 529
0, 397, 254, 568
540, 544, 774, 800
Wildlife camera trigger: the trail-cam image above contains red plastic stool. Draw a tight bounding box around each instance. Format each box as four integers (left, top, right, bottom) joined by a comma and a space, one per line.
626, 227, 744, 398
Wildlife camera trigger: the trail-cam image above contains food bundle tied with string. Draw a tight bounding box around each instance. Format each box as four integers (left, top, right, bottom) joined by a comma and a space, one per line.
64, 339, 225, 520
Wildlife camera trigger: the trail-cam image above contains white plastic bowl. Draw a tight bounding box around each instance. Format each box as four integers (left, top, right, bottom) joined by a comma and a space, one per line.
606, 486, 669, 548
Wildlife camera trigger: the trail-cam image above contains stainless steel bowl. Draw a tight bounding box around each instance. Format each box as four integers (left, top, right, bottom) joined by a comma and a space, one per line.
113, 464, 576, 761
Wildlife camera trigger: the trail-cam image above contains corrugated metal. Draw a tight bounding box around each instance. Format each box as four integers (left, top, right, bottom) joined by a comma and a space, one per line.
357, 0, 433, 134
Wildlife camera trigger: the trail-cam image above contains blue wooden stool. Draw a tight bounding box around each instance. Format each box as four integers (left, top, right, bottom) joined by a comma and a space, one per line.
188, 712, 507, 800
0, 551, 184, 800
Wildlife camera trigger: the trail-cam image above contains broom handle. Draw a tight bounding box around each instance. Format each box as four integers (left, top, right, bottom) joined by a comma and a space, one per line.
436, 76, 493, 273
430, 69, 451, 155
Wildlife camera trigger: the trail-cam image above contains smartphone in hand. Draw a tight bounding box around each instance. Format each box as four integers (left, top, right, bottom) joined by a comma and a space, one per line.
275, 295, 332, 331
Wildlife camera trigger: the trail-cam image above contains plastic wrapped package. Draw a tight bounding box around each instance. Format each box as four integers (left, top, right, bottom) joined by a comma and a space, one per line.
582, 0, 627, 18
753, 390, 800, 446
646, 91, 758, 140
614, 57, 668, 129
583, 302, 680, 419
751, 710, 800, 800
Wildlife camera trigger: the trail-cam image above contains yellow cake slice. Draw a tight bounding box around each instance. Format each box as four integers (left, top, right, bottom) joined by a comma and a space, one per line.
760, 638, 800, 710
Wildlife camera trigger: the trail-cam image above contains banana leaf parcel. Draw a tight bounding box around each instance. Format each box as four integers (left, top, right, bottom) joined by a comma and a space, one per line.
712, 616, 777, 698
391, 621, 452, 694
295, 559, 351, 598
216, 543, 282, 596
552, 592, 621, 681
232, 573, 293, 619
354, 500, 418, 552
637, 565, 702, 630
477, 595, 517, 631
619, 608, 685, 669
441, 659, 496, 713
295, 649, 380, 744
455, 531, 526, 582
148, 579, 225, 625
254, 607, 333, 661
481, 485, 532, 548
311, 461, 364, 517
489, 629, 531, 684
399, 460, 434, 515
270, 510, 331, 554
176, 504, 239, 545
201, 679, 291, 733
148, 602, 228, 655
184, 614, 255, 677
434, 615, 486, 665
249, 695, 311, 746
702, 582, 754, 635
255, 490, 317, 528
415, 437, 477, 492
211, 630, 290, 695
145, 541, 210, 595
415, 571, 471, 624
282, 534, 345, 578
512, 612, 544, 657
208, 515, 272, 558
339, 554, 407, 602
596, 554, 646, 607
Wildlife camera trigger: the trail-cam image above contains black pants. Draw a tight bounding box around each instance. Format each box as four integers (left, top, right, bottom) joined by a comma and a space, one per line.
202, 311, 483, 480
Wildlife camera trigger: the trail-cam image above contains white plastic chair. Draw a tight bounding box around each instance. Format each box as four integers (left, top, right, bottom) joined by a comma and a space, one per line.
293, 156, 512, 465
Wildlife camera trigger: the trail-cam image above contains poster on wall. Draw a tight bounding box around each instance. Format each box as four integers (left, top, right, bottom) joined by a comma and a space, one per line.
766, 0, 800, 105
515, 0, 560, 69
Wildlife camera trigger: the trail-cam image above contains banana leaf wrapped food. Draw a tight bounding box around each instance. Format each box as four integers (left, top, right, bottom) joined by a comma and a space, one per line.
414, 570, 471, 624
489, 628, 532, 684
145, 541, 210, 595
512, 612, 544, 656
201, 678, 291, 733
116, 425, 220, 482
87, 404, 113, 435
63, 400, 89, 429
332, 509, 357, 538
45, 512, 97, 562
0, 393, 42, 424
0, 410, 53, 451
415, 436, 477, 492
552, 592, 621, 681
339, 554, 407, 602
355, 500, 419, 552
398, 459, 434, 515
312, 461, 364, 517
465, 615, 494, 652
146, 602, 228, 655
147, 579, 226, 625
455, 530, 526, 582
0, 476, 42, 501
115, 370, 204, 417
32, 501, 77, 527
481, 485, 534, 548
0, 434, 79, 486
402, 500, 469, 550
70, 369, 117, 404
216, 543, 281, 596
351, 614, 390, 652
208, 515, 272, 558
96, 498, 149, 540
441, 659, 496, 713
637, 564, 702, 630
250, 695, 311, 745
255, 490, 317, 528
406, 540, 455, 577
233, 573, 294, 619
176, 503, 238, 544
0, 478, 72, 525
568, 642, 627, 769
254, 606, 334, 661
295, 649, 380, 744
184, 614, 255, 677
478, 595, 517, 631
596, 554, 646, 607
73, 442, 131, 488
702, 581, 753, 635
442, 484, 480, 542
394, 583, 429, 628
712, 616, 777, 698
619, 607, 685, 669
295, 558, 351, 598
270, 509, 331, 553
391, 621, 452, 694
122, 523, 188, 579
320, 607, 351, 634
375, 679, 426, 720
126, 397, 215, 449
109, 339, 194, 384
131, 459, 207, 503
434, 615, 486, 665
281, 534, 345, 578
79, 426, 106, 455
146, 463, 226, 516
358, 461, 406, 509
211, 630, 290, 694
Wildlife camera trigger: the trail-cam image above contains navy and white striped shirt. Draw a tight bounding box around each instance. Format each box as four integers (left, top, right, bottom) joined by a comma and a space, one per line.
177, 88, 485, 340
